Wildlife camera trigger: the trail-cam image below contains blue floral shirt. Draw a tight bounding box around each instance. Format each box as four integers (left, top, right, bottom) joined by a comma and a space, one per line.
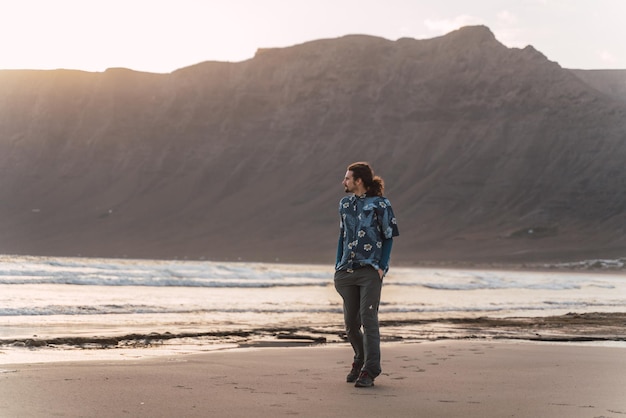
336, 194, 399, 273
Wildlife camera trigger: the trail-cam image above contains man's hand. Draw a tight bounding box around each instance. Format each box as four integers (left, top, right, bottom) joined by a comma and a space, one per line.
378, 269, 384, 280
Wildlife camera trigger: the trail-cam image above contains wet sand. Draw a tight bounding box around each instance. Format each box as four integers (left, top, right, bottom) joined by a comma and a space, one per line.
1, 341, 625, 417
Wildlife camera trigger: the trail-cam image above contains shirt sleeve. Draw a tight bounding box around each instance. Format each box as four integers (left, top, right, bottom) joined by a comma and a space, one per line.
336, 198, 347, 268
379, 238, 393, 271
376, 198, 400, 239
336, 234, 343, 267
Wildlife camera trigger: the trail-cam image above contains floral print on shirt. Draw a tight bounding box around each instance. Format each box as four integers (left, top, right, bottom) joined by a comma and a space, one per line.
336, 194, 399, 272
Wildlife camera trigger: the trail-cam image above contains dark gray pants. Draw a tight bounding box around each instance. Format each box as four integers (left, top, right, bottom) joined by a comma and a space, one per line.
334, 266, 382, 378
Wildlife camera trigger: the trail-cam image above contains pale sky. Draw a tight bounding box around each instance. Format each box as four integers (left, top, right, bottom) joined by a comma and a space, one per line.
1, 0, 624, 73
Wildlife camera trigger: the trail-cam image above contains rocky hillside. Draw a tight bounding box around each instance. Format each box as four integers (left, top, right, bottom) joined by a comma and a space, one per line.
570, 69, 626, 103
1, 26, 625, 265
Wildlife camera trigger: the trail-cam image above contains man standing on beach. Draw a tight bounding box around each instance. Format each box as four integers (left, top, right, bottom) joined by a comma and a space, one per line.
335, 162, 399, 388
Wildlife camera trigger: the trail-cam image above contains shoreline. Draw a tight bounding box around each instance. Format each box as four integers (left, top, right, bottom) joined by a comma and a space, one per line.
2, 252, 625, 273
2, 312, 626, 366
2, 340, 625, 417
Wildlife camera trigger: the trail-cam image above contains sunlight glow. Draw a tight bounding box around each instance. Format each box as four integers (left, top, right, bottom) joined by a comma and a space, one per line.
0, 0, 624, 72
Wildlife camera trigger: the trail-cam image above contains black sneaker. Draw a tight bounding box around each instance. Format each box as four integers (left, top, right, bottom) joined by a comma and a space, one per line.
346, 362, 363, 383
354, 371, 374, 387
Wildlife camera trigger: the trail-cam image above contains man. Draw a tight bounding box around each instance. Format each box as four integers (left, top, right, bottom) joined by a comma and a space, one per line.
335, 161, 399, 388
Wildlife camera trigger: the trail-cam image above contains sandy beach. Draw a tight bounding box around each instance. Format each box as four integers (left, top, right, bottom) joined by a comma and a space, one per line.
2, 257, 626, 417
1, 340, 625, 418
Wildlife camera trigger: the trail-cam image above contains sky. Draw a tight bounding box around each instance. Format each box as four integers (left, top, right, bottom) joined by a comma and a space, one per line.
1, 0, 624, 73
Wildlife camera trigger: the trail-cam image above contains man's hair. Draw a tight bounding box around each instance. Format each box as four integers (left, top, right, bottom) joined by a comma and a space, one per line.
348, 161, 384, 197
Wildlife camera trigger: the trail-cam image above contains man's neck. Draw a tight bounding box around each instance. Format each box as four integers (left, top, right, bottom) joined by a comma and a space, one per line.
353, 186, 367, 197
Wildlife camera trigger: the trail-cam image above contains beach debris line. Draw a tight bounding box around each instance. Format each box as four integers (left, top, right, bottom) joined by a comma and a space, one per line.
0, 328, 329, 350
2, 313, 626, 350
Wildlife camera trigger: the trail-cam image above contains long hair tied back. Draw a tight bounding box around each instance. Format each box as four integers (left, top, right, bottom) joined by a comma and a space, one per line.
348, 161, 384, 197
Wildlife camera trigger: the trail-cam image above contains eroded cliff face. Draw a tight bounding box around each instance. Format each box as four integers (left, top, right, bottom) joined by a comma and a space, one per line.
1, 25, 625, 264
570, 69, 626, 104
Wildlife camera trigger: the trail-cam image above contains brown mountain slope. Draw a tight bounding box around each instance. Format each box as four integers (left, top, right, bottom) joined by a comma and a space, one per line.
570, 69, 626, 103
1, 26, 626, 265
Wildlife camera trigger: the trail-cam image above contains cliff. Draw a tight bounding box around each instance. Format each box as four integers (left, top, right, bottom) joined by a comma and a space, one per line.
2, 26, 625, 264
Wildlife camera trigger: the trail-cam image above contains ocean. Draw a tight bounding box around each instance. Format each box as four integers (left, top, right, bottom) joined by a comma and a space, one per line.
1, 255, 625, 364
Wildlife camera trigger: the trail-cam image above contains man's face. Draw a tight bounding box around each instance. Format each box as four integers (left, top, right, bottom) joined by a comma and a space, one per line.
342, 170, 359, 193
